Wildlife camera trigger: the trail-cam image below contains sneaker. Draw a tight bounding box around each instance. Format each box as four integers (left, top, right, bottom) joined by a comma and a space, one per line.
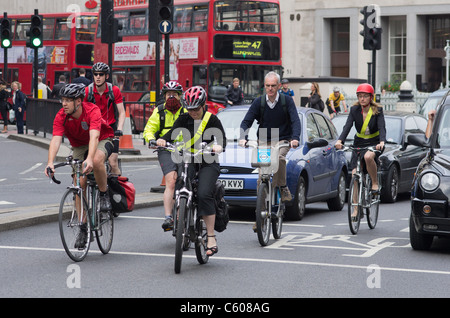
162, 216, 174, 232
280, 186, 292, 203
99, 192, 112, 211
74, 224, 88, 249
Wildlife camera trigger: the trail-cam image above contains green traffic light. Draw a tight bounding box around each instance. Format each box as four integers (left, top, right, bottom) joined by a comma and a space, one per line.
32, 37, 41, 47
2, 38, 11, 48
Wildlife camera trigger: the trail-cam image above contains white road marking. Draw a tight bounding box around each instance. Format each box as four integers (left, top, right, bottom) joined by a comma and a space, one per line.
0, 201, 15, 205
19, 163, 43, 175
0, 244, 449, 276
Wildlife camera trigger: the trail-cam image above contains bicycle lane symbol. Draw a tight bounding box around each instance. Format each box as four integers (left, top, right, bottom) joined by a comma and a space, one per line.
265, 232, 410, 258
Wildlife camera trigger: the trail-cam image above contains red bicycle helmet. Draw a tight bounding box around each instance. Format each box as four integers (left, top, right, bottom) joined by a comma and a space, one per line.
182, 86, 207, 109
356, 83, 374, 96
162, 81, 183, 95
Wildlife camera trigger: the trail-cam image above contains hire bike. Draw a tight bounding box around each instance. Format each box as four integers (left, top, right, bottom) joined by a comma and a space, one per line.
149, 140, 214, 274
246, 140, 290, 246
48, 155, 114, 262
342, 146, 381, 235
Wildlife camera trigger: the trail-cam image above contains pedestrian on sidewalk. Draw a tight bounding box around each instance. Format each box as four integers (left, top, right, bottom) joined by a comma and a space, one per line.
11, 81, 26, 134
0, 81, 10, 133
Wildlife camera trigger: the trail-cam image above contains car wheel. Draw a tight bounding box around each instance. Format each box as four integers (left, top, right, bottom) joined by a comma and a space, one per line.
381, 165, 399, 203
409, 216, 433, 250
285, 175, 306, 221
327, 171, 346, 211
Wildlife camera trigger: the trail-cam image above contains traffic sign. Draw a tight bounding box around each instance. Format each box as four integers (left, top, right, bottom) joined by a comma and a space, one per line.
159, 20, 172, 34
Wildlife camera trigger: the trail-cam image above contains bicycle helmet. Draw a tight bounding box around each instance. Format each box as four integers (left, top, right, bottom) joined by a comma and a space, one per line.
162, 81, 183, 95
356, 83, 374, 96
92, 62, 110, 73
59, 83, 86, 99
182, 86, 207, 109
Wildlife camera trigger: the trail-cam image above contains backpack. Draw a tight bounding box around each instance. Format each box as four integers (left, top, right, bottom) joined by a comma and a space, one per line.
87, 82, 118, 122
107, 175, 136, 213
213, 181, 229, 232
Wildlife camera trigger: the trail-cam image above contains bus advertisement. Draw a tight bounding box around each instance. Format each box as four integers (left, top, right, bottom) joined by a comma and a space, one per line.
94, 0, 282, 132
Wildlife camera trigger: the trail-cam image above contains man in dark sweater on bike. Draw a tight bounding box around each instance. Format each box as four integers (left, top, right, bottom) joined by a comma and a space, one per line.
239, 71, 301, 203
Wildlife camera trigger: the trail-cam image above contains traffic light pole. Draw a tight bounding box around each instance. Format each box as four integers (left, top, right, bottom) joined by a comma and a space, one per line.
3, 48, 7, 83
33, 47, 38, 98
164, 34, 169, 84
372, 49, 376, 88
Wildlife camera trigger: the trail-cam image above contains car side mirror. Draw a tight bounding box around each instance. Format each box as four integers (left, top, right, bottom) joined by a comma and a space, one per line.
306, 138, 328, 149
407, 133, 430, 148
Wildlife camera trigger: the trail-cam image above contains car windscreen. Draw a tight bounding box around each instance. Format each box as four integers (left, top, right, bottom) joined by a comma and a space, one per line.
436, 108, 450, 148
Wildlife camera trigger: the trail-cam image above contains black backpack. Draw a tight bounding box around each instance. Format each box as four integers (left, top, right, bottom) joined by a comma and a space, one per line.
214, 181, 229, 232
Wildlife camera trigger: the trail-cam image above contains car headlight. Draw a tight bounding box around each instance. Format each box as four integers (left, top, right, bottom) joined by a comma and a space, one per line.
420, 172, 440, 192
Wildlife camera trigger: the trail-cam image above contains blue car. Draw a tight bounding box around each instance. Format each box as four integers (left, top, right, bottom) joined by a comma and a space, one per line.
217, 105, 348, 220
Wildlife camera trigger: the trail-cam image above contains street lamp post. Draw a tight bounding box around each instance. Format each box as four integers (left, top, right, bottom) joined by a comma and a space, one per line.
445, 40, 450, 88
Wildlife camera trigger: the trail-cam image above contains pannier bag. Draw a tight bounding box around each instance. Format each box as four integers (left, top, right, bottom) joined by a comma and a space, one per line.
214, 180, 229, 232
107, 175, 135, 213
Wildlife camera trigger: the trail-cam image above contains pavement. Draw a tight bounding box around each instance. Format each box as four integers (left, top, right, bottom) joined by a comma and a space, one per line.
0, 126, 164, 232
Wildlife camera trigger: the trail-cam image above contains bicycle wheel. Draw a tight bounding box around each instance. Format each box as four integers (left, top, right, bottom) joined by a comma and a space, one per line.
59, 188, 91, 262
365, 175, 379, 229
94, 191, 114, 254
348, 175, 362, 235
174, 197, 188, 274
256, 182, 271, 246
194, 215, 209, 265
272, 187, 284, 239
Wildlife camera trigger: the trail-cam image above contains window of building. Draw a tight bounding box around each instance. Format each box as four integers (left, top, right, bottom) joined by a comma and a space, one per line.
389, 17, 407, 83
428, 15, 450, 49
330, 18, 349, 77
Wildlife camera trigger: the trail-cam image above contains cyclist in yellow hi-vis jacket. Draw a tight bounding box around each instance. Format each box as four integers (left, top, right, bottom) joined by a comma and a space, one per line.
143, 81, 186, 231
335, 83, 386, 215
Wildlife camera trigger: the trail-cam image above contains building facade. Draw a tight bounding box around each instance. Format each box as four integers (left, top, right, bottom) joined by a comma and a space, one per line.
281, 0, 450, 92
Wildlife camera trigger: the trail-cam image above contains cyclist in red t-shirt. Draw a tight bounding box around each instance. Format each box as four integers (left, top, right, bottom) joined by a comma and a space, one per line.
45, 83, 115, 212
85, 62, 125, 175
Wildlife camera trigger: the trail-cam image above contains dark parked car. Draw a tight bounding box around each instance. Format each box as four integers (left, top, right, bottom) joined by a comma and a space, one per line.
408, 93, 450, 250
217, 105, 348, 220
332, 111, 428, 202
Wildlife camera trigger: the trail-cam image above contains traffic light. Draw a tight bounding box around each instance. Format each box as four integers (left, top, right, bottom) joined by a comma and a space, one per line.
360, 5, 382, 51
28, 12, 43, 48
157, 0, 174, 34
0, 15, 12, 49
367, 27, 382, 50
359, 6, 370, 50
112, 18, 122, 43
101, 0, 113, 44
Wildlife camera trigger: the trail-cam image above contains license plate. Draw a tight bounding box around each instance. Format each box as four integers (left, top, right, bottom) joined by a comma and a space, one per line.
218, 179, 244, 190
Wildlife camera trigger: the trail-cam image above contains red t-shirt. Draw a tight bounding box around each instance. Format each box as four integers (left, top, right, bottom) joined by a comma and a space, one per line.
84, 84, 123, 126
52, 102, 114, 148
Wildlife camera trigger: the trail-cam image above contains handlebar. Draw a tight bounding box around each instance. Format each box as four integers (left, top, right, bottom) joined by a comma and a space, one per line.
148, 140, 215, 156
340, 145, 382, 154
46, 155, 84, 185
243, 140, 291, 150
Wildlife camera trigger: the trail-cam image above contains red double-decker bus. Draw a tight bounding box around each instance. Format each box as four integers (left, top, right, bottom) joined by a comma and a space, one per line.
0, 11, 98, 95
94, 0, 282, 132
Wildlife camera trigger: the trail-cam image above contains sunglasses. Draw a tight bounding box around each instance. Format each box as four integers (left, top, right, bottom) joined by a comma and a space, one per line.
93, 73, 105, 77
187, 106, 202, 112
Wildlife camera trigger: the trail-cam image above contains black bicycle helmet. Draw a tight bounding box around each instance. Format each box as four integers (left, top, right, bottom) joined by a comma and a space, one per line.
59, 83, 86, 99
92, 62, 110, 73
162, 81, 183, 95
182, 86, 207, 109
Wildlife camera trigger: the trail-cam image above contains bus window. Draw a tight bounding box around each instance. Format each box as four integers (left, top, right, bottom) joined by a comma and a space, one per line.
43, 18, 55, 40
214, 0, 280, 33
128, 11, 147, 35
75, 44, 94, 65
55, 18, 70, 40
76, 16, 97, 41
174, 5, 193, 32
15, 19, 31, 41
